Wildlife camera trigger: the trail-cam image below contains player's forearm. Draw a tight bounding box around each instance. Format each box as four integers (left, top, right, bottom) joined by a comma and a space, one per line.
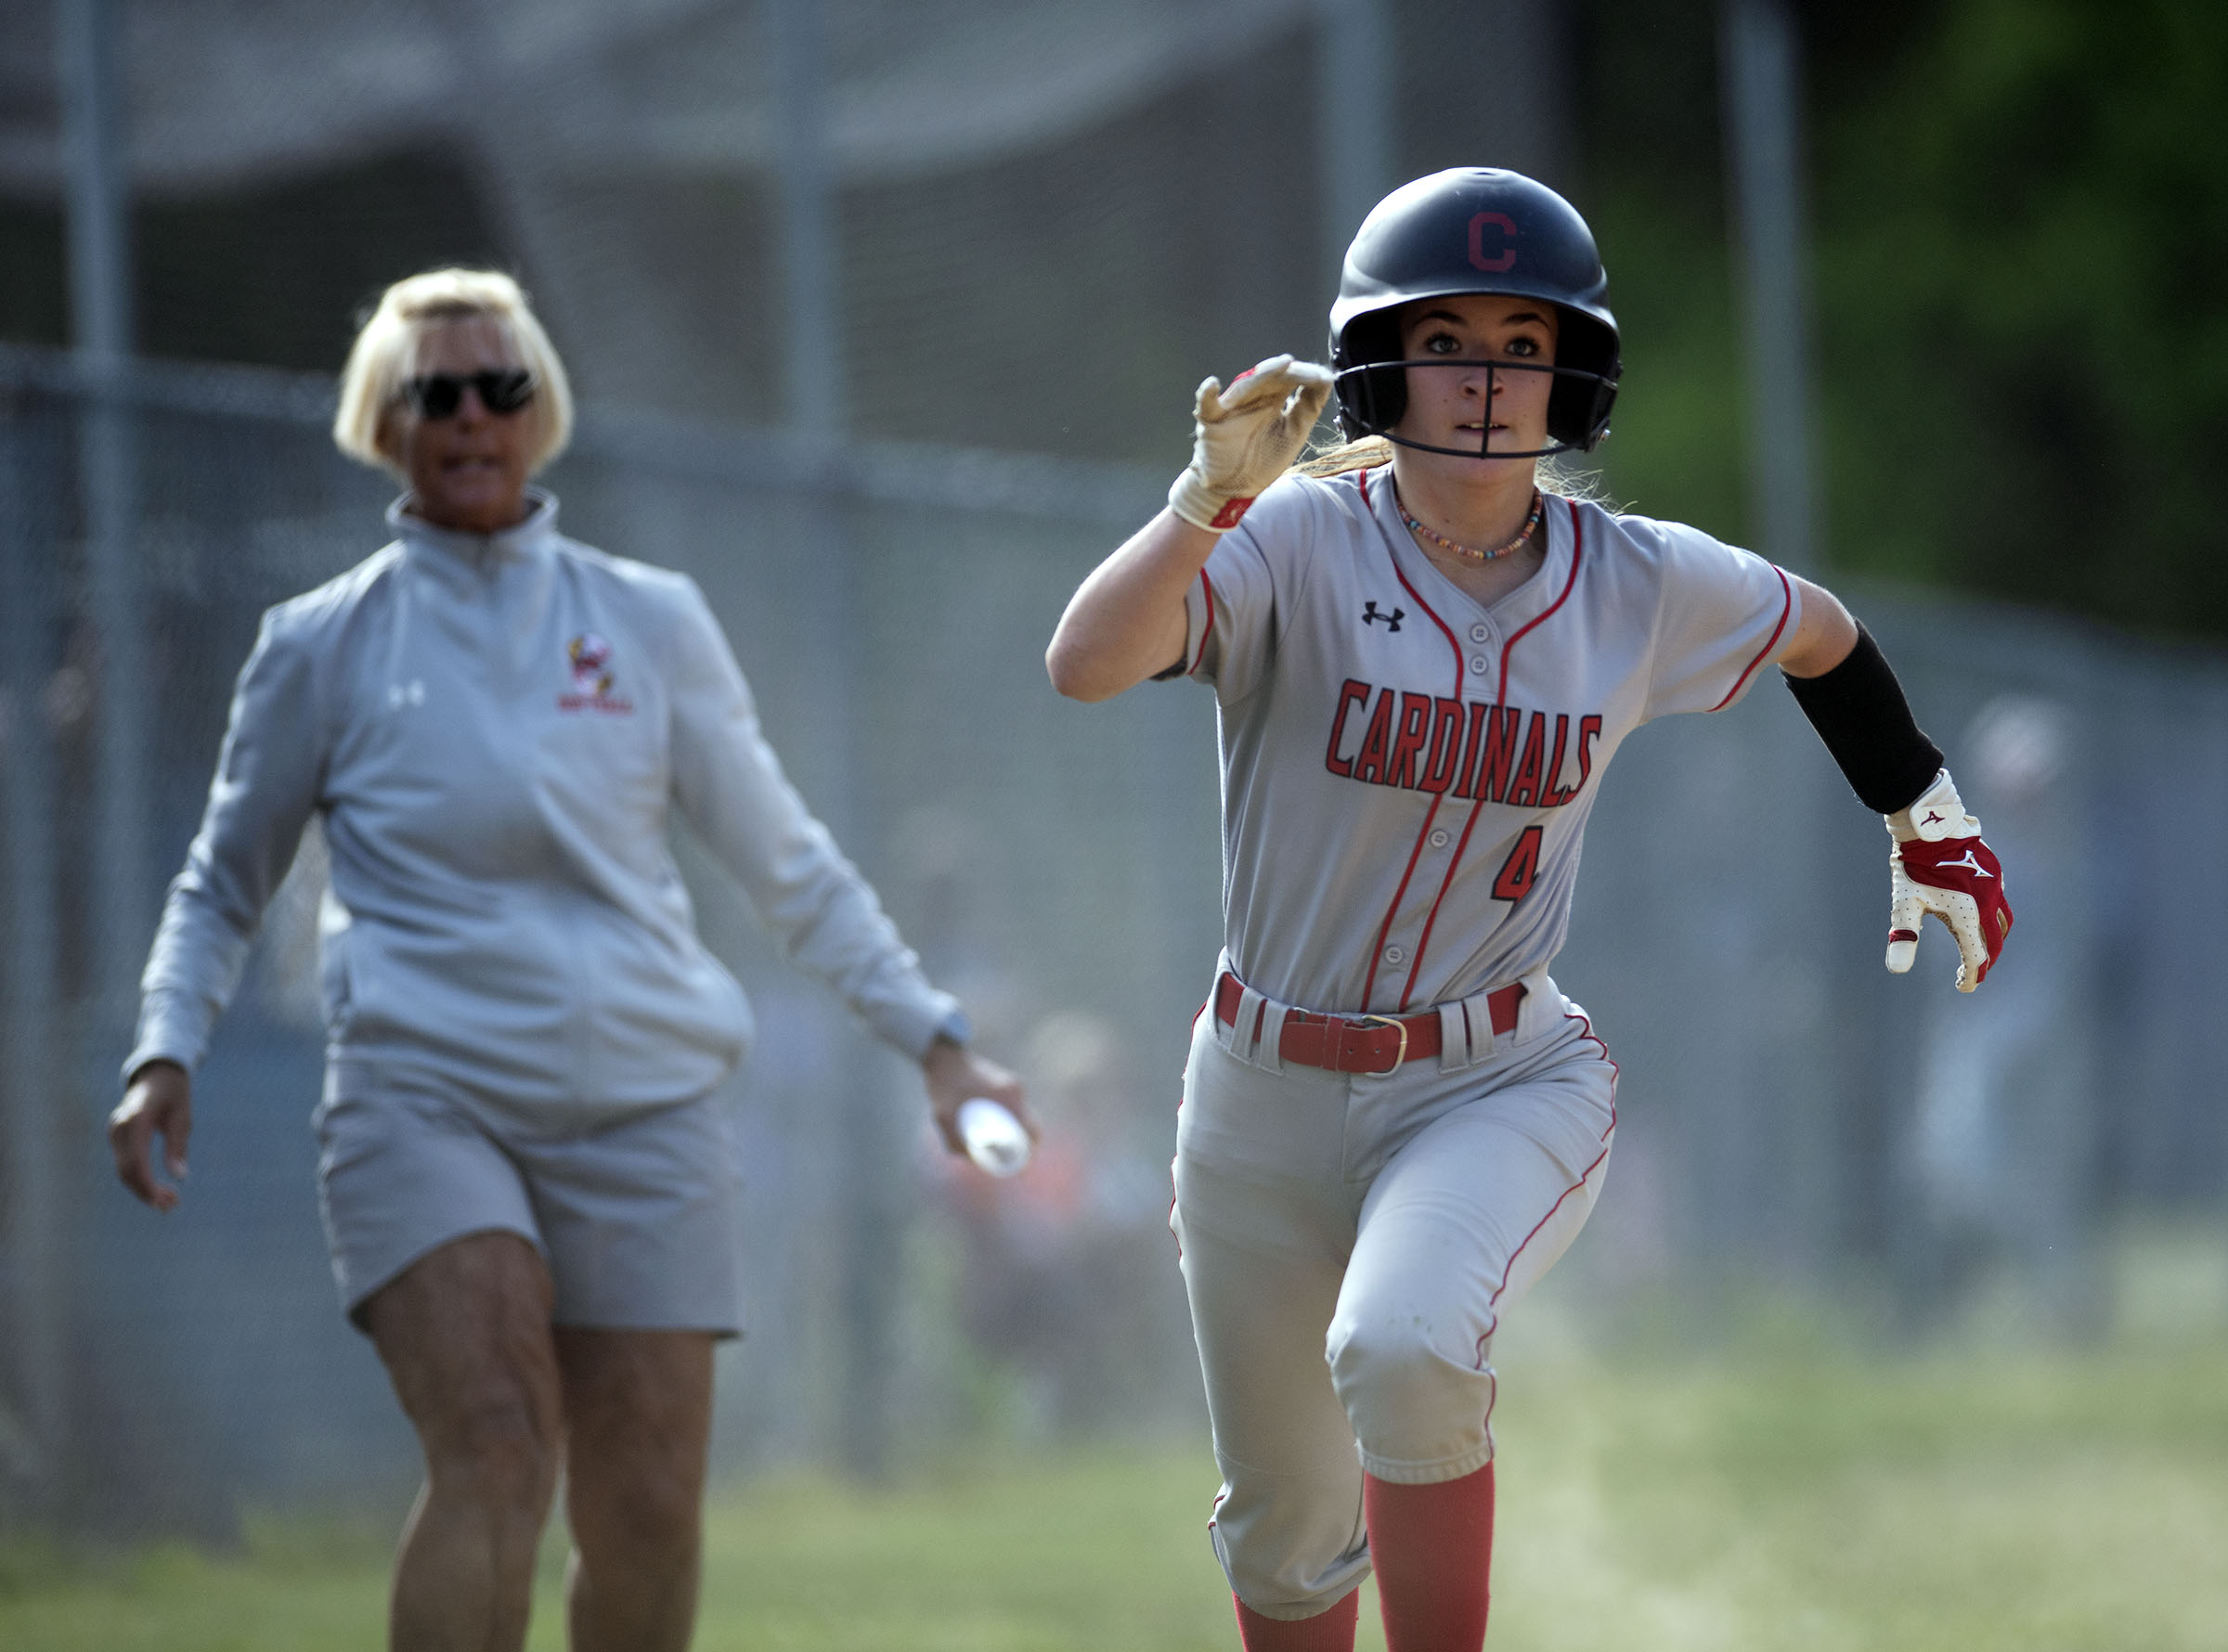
1045, 508, 1217, 702
1781, 604, 1944, 817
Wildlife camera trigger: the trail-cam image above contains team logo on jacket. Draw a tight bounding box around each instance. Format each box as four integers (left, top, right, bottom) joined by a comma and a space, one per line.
559, 633, 633, 714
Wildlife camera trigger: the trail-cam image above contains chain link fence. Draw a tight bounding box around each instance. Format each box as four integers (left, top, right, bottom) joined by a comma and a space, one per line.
3, 342, 2225, 1535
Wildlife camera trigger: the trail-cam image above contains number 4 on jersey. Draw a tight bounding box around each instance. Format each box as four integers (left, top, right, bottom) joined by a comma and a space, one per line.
1490, 825, 1543, 902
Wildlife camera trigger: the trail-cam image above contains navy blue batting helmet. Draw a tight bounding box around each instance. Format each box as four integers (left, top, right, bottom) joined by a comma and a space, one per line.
1329, 168, 1622, 457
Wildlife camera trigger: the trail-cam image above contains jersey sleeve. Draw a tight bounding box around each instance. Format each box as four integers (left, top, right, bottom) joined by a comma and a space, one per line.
124, 604, 329, 1081
664, 575, 961, 1060
1174, 477, 1318, 706
1639, 520, 1799, 720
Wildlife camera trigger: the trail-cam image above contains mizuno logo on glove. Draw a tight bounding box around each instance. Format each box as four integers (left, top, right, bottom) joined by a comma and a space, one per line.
1883, 770, 2013, 992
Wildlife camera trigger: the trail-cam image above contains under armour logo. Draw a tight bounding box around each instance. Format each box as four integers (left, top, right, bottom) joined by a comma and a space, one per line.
1922, 809, 1946, 826
1942, 848, 1992, 878
385, 678, 425, 709
1362, 601, 1404, 632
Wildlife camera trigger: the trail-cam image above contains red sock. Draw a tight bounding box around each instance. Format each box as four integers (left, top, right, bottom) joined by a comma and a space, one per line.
1233, 1588, 1359, 1651
1363, 1463, 1496, 1651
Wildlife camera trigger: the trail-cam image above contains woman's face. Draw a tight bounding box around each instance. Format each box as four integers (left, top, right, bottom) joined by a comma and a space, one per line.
391, 315, 536, 534
1392, 292, 1561, 462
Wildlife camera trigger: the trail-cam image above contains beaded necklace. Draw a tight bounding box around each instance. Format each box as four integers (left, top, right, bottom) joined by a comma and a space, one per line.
1395, 484, 1544, 563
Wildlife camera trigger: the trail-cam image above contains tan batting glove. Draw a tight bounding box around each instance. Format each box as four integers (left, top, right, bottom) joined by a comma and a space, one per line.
1884, 769, 2014, 992
1168, 355, 1335, 533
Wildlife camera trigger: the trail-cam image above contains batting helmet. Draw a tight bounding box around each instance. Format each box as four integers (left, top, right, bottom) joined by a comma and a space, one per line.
1329, 168, 1621, 458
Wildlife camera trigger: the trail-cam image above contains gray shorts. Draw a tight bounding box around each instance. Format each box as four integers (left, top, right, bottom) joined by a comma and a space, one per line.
314, 1065, 745, 1336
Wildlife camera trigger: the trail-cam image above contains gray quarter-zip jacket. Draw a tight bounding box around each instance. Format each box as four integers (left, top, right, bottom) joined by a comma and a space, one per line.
126, 492, 960, 1110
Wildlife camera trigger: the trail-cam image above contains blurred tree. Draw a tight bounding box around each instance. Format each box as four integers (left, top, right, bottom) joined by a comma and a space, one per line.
1577, 0, 2226, 640
1812, 0, 2228, 639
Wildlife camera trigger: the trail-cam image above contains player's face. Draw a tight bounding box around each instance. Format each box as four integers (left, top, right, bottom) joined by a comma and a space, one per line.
392, 316, 537, 534
1392, 294, 1561, 461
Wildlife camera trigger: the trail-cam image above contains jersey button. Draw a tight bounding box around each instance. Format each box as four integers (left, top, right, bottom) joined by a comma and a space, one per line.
1429, 829, 1449, 848
1383, 945, 1405, 965
1469, 623, 1490, 643
1469, 655, 1488, 675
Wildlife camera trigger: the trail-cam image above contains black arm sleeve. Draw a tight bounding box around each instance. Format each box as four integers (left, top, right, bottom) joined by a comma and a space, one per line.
1782, 624, 1943, 815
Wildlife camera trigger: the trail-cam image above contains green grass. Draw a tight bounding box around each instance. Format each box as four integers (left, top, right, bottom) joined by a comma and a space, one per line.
6, 1339, 2228, 1650
1494, 1341, 2228, 1652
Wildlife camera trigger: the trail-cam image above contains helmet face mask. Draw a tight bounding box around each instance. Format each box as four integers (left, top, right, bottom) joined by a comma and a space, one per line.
1329, 169, 1623, 457
1334, 354, 1614, 461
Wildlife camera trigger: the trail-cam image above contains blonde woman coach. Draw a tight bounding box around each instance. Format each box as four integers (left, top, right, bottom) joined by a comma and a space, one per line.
106, 269, 1027, 1652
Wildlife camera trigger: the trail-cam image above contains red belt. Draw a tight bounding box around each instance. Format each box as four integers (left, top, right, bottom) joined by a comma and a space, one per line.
1214, 973, 1524, 1076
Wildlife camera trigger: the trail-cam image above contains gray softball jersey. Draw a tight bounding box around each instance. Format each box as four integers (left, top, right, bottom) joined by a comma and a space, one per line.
127, 493, 958, 1110
1179, 466, 1797, 1017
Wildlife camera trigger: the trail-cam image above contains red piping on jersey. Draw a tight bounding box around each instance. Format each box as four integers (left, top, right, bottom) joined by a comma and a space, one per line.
1361, 807, 1441, 1012
1496, 497, 1585, 707
1402, 781, 1495, 1008
1707, 562, 1794, 712
1188, 569, 1218, 676
1400, 501, 1588, 1005
1359, 484, 1468, 1011
1474, 1009, 1618, 1359
1386, 546, 1466, 673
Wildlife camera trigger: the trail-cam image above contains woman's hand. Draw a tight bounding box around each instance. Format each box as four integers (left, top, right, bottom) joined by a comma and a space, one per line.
1167, 355, 1335, 533
1885, 771, 2013, 991
1046, 355, 1331, 703
920, 1037, 1036, 1160
109, 1061, 194, 1211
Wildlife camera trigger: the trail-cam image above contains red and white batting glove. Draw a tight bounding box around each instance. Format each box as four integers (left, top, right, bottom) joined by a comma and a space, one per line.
1168, 355, 1334, 533
1885, 769, 2013, 992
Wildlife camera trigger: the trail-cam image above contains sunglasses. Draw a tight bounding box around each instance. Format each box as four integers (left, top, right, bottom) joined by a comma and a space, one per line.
402, 369, 537, 419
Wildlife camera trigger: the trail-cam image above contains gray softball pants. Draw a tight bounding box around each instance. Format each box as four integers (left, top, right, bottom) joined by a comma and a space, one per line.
1170, 974, 1616, 1620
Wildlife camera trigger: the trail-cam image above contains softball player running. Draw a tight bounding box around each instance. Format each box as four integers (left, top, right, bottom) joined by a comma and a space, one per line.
1046, 169, 2010, 1651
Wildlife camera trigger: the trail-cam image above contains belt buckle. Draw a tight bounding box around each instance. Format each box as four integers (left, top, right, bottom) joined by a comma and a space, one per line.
1354, 1013, 1408, 1077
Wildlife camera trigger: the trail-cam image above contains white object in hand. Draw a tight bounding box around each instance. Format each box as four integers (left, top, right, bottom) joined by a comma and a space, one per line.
957, 1098, 1031, 1177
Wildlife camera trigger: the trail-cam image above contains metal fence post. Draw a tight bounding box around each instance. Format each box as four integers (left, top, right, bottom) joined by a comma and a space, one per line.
1719, 0, 1818, 575
769, 0, 904, 1481
1315, 0, 1393, 272
59, 0, 153, 1026
0, 410, 69, 1523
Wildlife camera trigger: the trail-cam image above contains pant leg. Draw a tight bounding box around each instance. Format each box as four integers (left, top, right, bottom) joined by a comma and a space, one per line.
1172, 1014, 1372, 1621
1327, 1028, 1616, 1484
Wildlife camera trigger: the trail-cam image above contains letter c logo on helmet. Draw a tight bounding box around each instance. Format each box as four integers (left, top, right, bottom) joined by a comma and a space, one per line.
1329, 168, 1623, 458
1467, 212, 1519, 273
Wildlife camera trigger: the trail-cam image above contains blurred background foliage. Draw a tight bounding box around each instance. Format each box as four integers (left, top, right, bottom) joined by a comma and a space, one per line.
1818, 0, 2228, 637
1582, 0, 2228, 639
